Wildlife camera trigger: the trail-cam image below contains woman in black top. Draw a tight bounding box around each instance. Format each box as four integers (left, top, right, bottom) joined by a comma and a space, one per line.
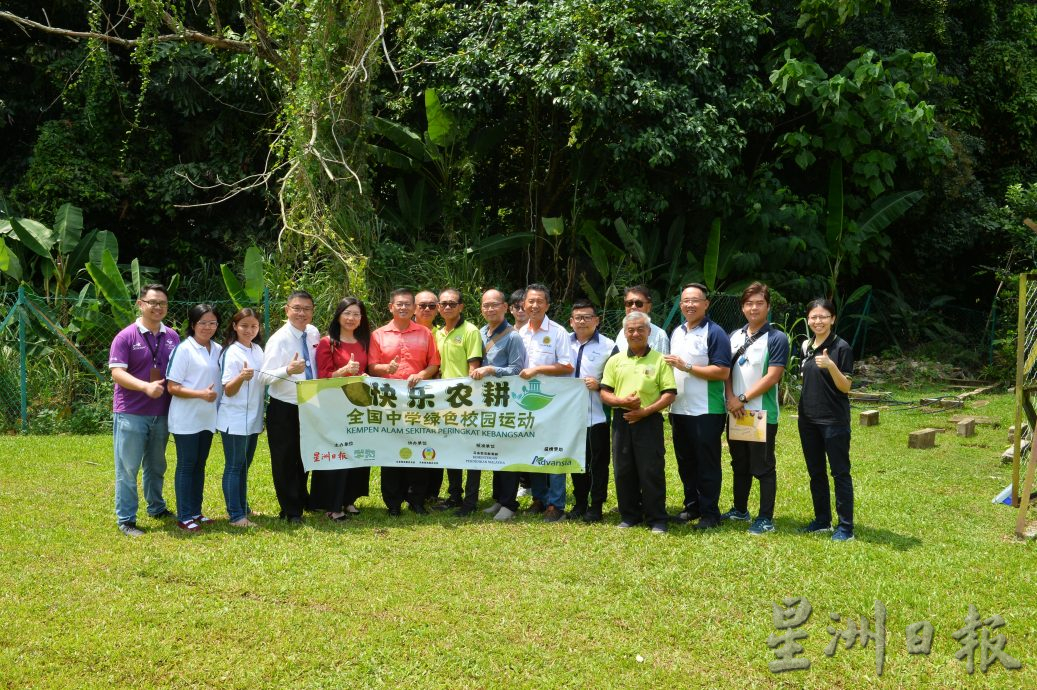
798, 298, 855, 541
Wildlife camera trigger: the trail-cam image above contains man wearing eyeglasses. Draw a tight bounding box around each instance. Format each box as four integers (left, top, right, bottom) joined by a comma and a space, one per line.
472, 289, 527, 521
434, 288, 484, 516
368, 288, 441, 515
664, 283, 732, 530
260, 290, 321, 523
566, 299, 615, 522
109, 284, 180, 537
613, 285, 670, 355
414, 290, 439, 330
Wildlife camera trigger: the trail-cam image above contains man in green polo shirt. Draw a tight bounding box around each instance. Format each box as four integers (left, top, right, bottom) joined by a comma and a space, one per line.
434, 288, 484, 516
600, 311, 677, 534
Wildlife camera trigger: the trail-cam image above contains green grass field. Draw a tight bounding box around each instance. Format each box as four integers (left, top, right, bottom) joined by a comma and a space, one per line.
1, 390, 1034, 688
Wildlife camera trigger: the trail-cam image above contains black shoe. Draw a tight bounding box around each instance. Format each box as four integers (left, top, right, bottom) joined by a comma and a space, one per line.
583, 510, 603, 523
564, 507, 586, 521
454, 506, 475, 517
287, 515, 304, 524
431, 498, 461, 511
529, 499, 546, 514
672, 509, 701, 524
150, 508, 174, 519
387, 506, 402, 517
409, 502, 429, 515
695, 517, 721, 530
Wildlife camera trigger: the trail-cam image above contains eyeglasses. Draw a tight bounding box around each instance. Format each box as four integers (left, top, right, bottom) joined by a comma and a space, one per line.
624, 299, 647, 308
808, 314, 833, 322
141, 300, 168, 308
681, 298, 706, 306
438, 301, 460, 309
571, 315, 597, 323
743, 300, 768, 308
482, 301, 504, 308
288, 305, 313, 313
417, 303, 438, 310
392, 302, 413, 308
197, 320, 219, 327
341, 311, 362, 319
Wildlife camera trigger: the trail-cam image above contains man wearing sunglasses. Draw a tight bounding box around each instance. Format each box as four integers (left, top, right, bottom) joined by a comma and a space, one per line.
613, 285, 670, 355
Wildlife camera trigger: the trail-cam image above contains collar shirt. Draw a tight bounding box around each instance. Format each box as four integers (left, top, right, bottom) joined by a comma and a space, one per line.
600, 346, 677, 413
259, 321, 321, 404
217, 341, 266, 435
798, 332, 853, 426
569, 330, 615, 426
730, 323, 789, 425
669, 317, 731, 416
434, 317, 484, 378
369, 320, 441, 379
166, 336, 223, 434
519, 316, 573, 368
614, 321, 670, 356
109, 318, 180, 416
479, 322, 526, 377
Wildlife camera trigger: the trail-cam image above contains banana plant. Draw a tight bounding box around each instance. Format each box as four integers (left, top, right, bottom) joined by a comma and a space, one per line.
85, 245, 180, 328
221, 245, 265, 310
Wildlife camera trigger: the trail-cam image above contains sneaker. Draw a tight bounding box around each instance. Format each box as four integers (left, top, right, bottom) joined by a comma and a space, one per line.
543, 506, 564, 522
617, 521, 641, 529
177, 519, 201, 532
748, 517, 775, 535
799, 518, 833, 534
831, 526, 855, 542
721, 508, 752, 522
118, 521, 144, 537
150, 509, 174, 519
516, 486, 531, 499
651, 523, 668, 535
483, 502, 503, 516
494, 507, 516, 521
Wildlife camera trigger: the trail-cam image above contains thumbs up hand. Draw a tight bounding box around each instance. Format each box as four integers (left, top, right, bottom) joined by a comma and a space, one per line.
202, 383, 218, 403
239, 362, 254, 382
347, 352, 359, 375
815, 348, 832, 371
388, 356, 399, 375
287, 351, 306, 375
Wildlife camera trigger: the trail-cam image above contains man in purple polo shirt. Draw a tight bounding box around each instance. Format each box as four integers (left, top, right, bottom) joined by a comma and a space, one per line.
109, 284, 180, 536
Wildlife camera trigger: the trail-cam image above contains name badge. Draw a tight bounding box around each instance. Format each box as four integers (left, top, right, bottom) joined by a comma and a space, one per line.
150, 367, 164, 382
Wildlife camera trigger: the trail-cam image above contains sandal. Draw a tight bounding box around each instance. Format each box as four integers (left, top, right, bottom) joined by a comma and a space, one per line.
177, 519, 201, 532
194, 515, 214, 525
327, 511, 350, 522
344, 504, 360, 515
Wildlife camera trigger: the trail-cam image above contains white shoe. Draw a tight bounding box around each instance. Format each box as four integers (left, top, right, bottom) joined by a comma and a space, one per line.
483, 502, 503, 515
494, 507, 516, 521
516, 486, 530, 498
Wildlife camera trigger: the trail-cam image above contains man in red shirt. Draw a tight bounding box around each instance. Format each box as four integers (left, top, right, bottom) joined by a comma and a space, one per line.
368, 288, 441, 515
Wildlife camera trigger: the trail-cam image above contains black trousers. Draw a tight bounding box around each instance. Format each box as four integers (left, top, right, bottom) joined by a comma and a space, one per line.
612, 412, 667, 526
798, 417, 853, 531
266, 397, 308, 518
728, 422, 778, 520
570, 422, 610, 511
428, 468, 445, 499
670, 412, 726, 521
382, 467, 428, 511
491, 471, 520, 512
447, 468, 482, 509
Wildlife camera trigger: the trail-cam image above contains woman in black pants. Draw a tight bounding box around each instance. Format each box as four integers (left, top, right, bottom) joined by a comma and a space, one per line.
797, 298, 855, 542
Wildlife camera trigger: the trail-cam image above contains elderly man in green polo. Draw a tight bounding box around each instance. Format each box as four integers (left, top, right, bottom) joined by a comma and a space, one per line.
599, 311, 677, 534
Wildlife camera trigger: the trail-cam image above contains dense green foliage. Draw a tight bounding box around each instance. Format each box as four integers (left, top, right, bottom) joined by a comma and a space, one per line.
1, 0, 1034, 346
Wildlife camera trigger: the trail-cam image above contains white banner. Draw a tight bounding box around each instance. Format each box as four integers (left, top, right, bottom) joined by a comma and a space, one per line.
298, 375, 587, 473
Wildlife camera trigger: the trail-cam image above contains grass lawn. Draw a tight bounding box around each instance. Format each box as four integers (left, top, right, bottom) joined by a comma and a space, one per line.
1, 389, 1034, 688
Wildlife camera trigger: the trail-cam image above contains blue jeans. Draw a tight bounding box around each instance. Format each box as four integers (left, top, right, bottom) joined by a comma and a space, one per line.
113, 413, 169, 524
531, 472, 566, 510
221, 431, 258, 522
173, 431, 214, 521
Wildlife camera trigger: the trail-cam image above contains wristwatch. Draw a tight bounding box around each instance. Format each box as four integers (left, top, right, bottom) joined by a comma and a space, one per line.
738, 393, 747, 403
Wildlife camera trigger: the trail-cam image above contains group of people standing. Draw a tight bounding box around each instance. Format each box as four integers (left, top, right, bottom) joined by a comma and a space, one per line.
110, 280, 857, 542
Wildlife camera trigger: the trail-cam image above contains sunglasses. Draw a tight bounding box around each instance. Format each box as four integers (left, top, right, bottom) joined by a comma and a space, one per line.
624, 299, 647, 308
417, 303, 438, 310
